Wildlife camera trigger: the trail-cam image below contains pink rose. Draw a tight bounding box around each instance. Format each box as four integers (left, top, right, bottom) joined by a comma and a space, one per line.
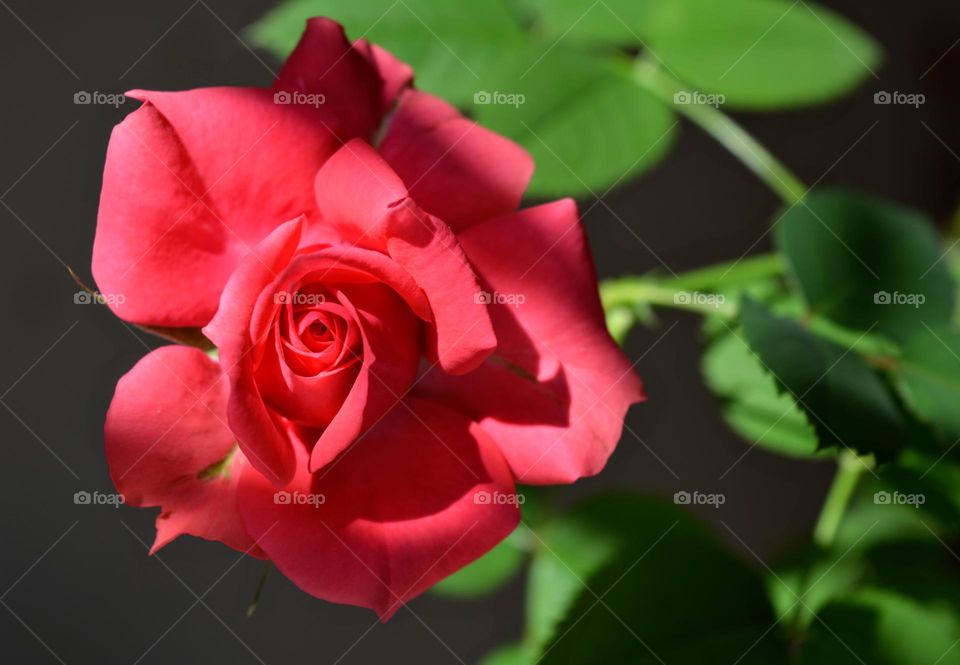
96, 18, 643, 618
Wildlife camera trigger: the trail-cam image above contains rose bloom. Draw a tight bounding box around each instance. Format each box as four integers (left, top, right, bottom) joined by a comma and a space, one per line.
94, 18, 643, 618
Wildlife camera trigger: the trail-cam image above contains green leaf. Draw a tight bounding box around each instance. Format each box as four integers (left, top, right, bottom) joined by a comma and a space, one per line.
739, 297, 908, 459
702, 328, 819, 457
524, 0, 880, 107
518, 0, 667, 46
647, 0, 880, 108
769, 483, 960, 662
876, 449, 960, 531
604, 306, 636, 345
770, 496, 935, 634
249, 0, 527, 106
432, 530, 525, 598
475, 51, 676, 197
531, 494, 784, 664
775, 190, 955, 343
894, 325, 960, 442
524, 497, 623, 651
771, 486, 960, 641
801, 588, 960, 665
478, 643, 529, 665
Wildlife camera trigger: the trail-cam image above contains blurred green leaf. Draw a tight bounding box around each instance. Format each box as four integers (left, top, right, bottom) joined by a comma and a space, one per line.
518, 0, 666, 46
432, 530, 525, 598
770, 497, 933, 634
523, 0, 879, 107
702, 327, 819, 457
644, 0, 880, 109
604, 306, 637, 345
801, 588, 960, 665
877, 450, 960, 531
530, 494, 784, 664
775, 191, 955, 343
772, 486, 960, 648
894, 325, 960, 443
249, 0, 526, 106
478, 643, 529, 665
474, 51, 677, 197
739, 298, 908, 459
768, 545, 864, 634
524, 497, 623, 651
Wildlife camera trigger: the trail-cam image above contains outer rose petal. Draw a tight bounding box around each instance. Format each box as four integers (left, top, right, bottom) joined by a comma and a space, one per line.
421, 200, 645, 484
238, 397, 519, 619
204, 219, 305, 487
353, 40, 414, 115
379, 90, 534, 231
92, 87, 339, 328
273, 17, 393, 140
104, 345, 262, 556
315, 139, 496, 373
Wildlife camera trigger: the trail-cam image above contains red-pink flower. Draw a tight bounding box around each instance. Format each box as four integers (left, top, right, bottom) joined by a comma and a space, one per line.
96, 18, 643, 618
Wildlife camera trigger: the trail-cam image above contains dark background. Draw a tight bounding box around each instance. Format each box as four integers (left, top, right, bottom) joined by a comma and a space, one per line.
1, 1, 958, 662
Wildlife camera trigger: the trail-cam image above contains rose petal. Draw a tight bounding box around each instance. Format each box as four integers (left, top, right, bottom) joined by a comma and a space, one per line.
384, 200, 497, 374
273, 17, 389, 140
203, 218, 305, 487
238, 397, 519, 619
315, 139, 496, 373
104, 345, 262, 556
421, 200, 645, 483
379, 90, 533, 230
354, 40, 414, 115
308, 283, 420, 471
314, 139, 408, 249
256, 321, 360, 427
93, 87, 338, 327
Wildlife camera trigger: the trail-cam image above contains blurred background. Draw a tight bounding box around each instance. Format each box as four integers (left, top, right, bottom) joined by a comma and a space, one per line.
1, 0, 959, 662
